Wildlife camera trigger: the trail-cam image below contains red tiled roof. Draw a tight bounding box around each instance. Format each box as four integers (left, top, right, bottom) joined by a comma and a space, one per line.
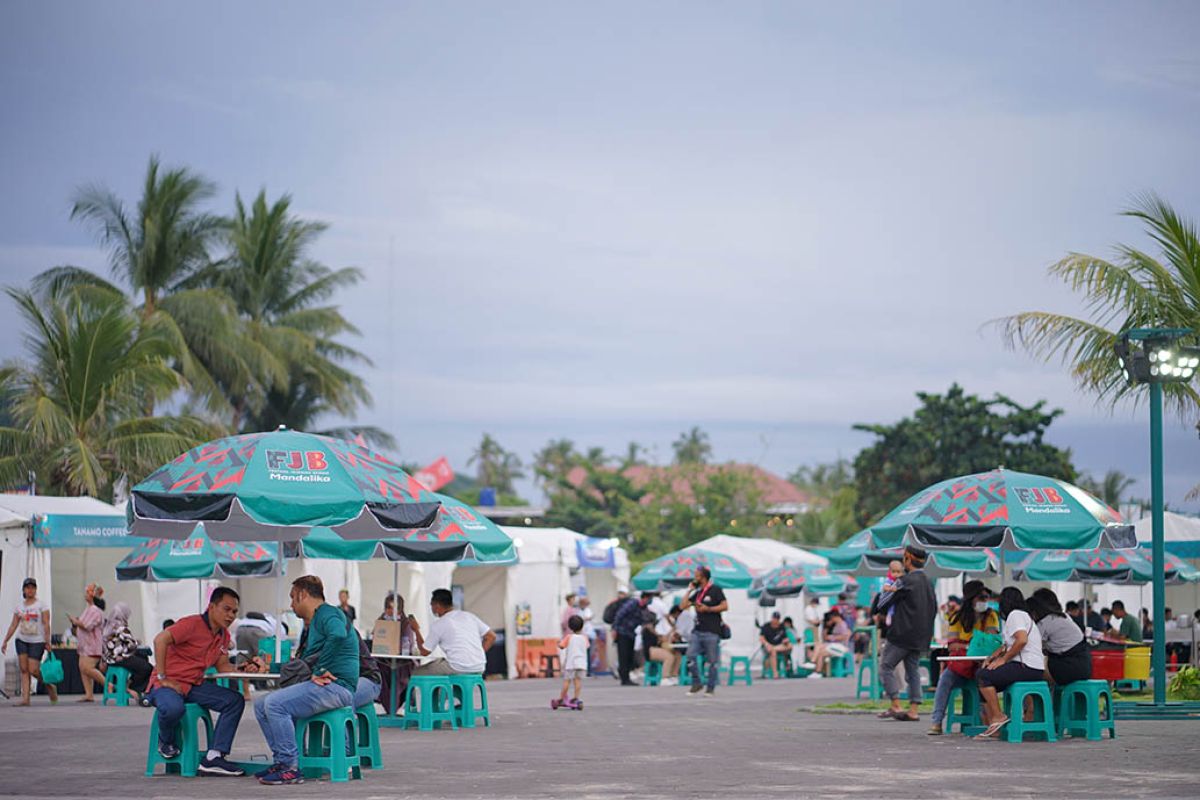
565, 463, 814, 508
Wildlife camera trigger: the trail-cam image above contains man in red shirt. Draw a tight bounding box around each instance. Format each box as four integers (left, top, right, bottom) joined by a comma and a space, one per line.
148, 586, 262, 777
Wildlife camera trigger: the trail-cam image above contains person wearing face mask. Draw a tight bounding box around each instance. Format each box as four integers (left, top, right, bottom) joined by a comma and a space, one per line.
927, 581, 999, 735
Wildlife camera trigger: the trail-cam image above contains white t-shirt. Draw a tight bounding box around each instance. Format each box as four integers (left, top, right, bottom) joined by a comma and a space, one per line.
13, 600, 47, 643
424, 609, 490, 674
675, 608, 696, 641
580, 606, 596, 640
1003, 609, 1045, 671
560, 632, 588, 670
804, 604, 822, 627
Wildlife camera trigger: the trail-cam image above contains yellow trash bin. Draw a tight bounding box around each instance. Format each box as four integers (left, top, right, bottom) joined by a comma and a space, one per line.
1124, 646, 1150, 681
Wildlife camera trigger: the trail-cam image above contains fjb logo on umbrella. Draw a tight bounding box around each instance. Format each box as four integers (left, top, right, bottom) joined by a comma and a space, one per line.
265, 450, 332, 483
1014, 486, 1070, 514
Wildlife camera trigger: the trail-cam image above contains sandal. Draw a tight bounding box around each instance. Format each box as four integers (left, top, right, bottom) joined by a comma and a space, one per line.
973, 717, 1009, 739
892, 712, 919, 721
876, 710, 900, 719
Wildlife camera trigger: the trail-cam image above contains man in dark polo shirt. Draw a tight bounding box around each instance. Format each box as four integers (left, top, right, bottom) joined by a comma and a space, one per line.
681, 565, 728, 697
148, 586, 261, 776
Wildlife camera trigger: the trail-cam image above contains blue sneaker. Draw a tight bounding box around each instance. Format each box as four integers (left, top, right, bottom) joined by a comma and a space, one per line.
258, 765, 304, 785
157, 741, 180, 759
198, 755, 245, 777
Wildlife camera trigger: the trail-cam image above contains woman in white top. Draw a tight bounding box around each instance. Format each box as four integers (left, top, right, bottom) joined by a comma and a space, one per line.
973, 587, 1047, 740
1, 578, 58, 705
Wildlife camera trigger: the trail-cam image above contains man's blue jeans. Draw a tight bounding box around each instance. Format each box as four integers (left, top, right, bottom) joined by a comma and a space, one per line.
254, 680, 354, 768
687, 631, 720, 691
149, 682, 245, 754
930, 668, 966, 725
353, 677, 381, 708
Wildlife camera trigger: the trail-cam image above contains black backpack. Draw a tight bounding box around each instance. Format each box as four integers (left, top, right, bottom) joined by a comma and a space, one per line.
603, 598, 623, 625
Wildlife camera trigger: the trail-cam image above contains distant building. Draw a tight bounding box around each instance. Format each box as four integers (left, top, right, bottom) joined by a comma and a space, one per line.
566, 463, 815, 516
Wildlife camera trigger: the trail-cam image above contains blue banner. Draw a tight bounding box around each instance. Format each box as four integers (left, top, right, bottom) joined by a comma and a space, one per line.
576, 537, 616, 569
33, 514, 131, 548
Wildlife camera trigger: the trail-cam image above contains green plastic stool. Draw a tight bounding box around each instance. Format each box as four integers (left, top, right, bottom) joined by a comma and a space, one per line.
727, 656, 752, 686
354, 704, 384, 769
643, 660, 663, 686
103, 665, 131, 706
403, 676, 458, 731
448, 673, 490, 728
681, 656, 708, 686
855, 657, 877, 698
295, 706, 361, 782
830, 650, 854, 678
145, 703, 214, 777
945, 682, 982, 734
1057, 680, 1116, 741
1002, 682, 1057, 742
774, 652, 793, 678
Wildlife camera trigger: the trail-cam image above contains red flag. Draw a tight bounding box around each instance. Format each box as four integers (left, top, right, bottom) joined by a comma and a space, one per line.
413, 457, 454, 492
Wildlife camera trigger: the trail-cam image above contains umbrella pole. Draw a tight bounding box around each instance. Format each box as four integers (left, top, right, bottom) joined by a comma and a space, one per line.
392, 562, 399, 618
197, 580, 202, 614
274, 544, 283, 665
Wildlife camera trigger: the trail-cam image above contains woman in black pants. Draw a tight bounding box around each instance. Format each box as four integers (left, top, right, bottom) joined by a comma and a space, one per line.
1028, 588, 1091, 686
101, 602, 152, 702
974, 587, 1047, 740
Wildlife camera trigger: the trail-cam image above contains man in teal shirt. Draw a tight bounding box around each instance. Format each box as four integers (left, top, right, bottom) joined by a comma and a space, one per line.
253, 575, 359, 785
1111, 600, 1143, 643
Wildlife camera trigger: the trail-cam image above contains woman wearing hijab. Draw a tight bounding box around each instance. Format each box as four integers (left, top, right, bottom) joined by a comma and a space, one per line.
101, 602, 152, 702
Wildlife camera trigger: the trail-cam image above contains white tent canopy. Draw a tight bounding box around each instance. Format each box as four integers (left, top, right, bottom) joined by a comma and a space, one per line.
354, 526, 630, 678
0, 494, 195, 688
1134, 511, 1200, 557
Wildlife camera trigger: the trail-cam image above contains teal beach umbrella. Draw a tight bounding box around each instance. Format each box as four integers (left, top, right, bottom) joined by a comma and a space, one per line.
826, 530, 997, 578
748, 564, 849, 599
867, 469, 1135, 552
633, 548, 753, 590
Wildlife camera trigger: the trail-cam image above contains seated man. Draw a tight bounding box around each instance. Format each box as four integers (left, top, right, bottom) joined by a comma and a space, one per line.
254, 575, 359, 786
148, 586, 260, 777
759, 612, 792, 672
413, 588, 496, 676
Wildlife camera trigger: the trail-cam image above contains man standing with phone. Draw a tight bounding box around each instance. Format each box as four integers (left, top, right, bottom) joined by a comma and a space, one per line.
681, 566, 727, 697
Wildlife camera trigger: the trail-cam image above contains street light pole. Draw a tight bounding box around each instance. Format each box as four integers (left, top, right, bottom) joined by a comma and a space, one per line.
1115, 327, 1200, 711
1149, 381, 1166, 706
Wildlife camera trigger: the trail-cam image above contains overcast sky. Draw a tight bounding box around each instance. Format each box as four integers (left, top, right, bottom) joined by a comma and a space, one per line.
2, 2, 1198, 510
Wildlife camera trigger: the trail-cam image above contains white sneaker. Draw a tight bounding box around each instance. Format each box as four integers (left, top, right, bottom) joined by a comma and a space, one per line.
662, 677, 678, 686
807, 672, 824, 679
801, 661, 816, 670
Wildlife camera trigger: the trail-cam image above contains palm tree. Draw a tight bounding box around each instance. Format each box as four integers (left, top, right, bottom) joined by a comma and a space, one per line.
469, 434, 525, 493
0, 286, 219, 499
994, 194, 1200, 419
1078, 470, 1137, 508
194, 190, 374, 434
672, 426, 712, 465
33, 155, 249, 416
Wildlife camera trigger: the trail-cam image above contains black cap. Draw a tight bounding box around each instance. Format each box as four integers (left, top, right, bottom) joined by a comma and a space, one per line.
771, 611, 782, 619
948, 595, 962, 604
22, 577, 36, 589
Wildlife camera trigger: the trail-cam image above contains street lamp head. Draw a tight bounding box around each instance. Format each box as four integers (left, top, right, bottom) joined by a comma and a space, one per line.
1116, 328, 1199, 385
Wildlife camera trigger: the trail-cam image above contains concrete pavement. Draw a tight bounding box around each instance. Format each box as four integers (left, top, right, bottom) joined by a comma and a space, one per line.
0, 675, 1196, 799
